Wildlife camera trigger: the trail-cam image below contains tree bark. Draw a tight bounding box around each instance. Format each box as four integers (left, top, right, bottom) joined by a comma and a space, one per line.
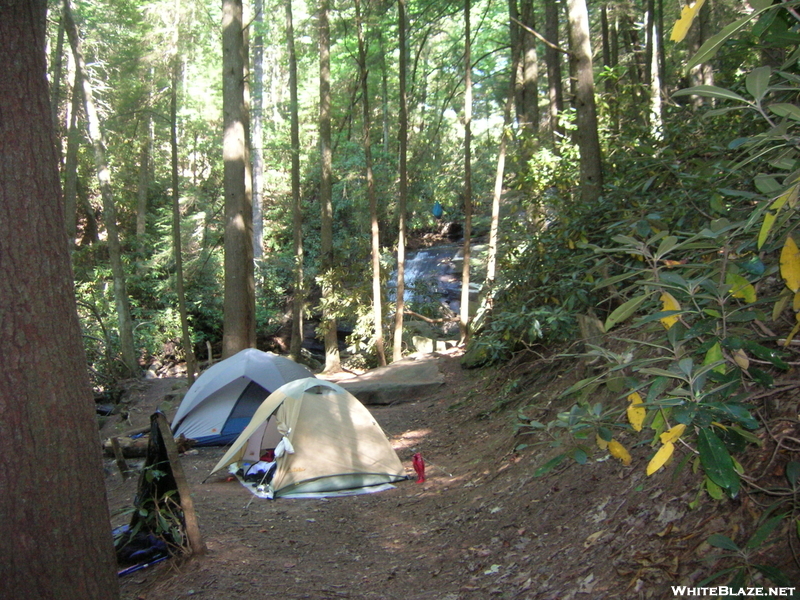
566, 0, 603, 204
544, 0, 564, 144
460, 0, 473, 344
286, 0, 305, 362
393, 0, 409, 362
63, 0, 139, 377
355, 0, 387, 367
222, 0, 256, 358
252, 0, 265, 260
170, 48, 197, 386
63, 71, 82, 246
319, 0, 341, 372
0, 2, 120, 596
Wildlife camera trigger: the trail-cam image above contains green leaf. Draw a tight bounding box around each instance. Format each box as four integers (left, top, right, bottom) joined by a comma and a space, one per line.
746, 66, 771, 102
604, 293, 651, 332
686, 5, 772, 73
534, 453, 567, 477
746, 514, 785, 549
769, 103, 800, 121
707, 533, 739, 552
698, 428, 740, 496
753, 564, 793, 587
597, 426, 613, 442
787, 461, 800, 488
672, 85, 748, 103
703, 342, 726, 374
725, 273, 756, 303
705, 476, 725, 500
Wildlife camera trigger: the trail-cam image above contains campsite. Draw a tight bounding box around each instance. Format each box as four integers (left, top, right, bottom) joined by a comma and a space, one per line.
102, 349, 799, 600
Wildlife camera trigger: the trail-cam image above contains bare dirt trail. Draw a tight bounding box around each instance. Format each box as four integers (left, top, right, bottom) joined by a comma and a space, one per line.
104, 352, 797, 600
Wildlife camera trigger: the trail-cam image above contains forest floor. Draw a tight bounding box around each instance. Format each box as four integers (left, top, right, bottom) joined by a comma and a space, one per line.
102, 348, 800, 600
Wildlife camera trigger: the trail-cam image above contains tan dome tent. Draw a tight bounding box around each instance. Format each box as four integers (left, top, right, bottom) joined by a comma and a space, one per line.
209, 378, 407, 498
171, 349, 314, 446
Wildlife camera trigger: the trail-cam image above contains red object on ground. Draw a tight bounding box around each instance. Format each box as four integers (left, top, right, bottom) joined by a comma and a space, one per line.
412, 452, 426, 483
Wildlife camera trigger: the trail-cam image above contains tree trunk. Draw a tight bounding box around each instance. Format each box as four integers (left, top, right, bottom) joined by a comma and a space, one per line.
286, 0, 305, 362
252, 0, 265, 260
319, 0, 341, 372
393, 0, 409, 362
170, 50, 197, 386
460, 0, 473, 344
544, 0, 564, 144
566, 0, 603, 204
0, 2, 120, 597
136, 105, 152, 237
63, 71, 82, 246
63, 0, 139, 377
520, 0, 539, 138
355, 0, 386, 367
690, 0, 714, 107
222, 0, 256, 358
646, 0, 663, 138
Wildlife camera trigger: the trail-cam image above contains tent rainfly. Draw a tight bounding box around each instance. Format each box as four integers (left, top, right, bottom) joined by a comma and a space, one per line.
171, 349, 314, 446
209, 378, 407, 498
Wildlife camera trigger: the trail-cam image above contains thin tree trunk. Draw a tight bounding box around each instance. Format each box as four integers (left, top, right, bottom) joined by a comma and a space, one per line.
460, 0, 473, 344
393, 0, 409, 362
319, 0, 340, 372
355, 0, 386, 366
646, 0, 663, 138
63, 71, 82, 246
0, 2, 120, 595
50, 13, 65, 149
286, 0, 304, 362
136, 104, 152, 237
566, 0, 603, 204
63, 0, 138, 377
170, 37, 197, 386
520, 0, 539, 138
222, 0, 256, 358
252, 0, 265, 261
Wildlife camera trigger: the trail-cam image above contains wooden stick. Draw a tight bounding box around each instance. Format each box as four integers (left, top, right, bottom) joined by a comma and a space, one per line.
109, 436, 131, 480
154, 413, 206, 556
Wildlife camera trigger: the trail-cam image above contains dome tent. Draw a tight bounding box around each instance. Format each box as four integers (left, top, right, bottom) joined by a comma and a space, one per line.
209, 378, 407, 498
171, 349, 314, 446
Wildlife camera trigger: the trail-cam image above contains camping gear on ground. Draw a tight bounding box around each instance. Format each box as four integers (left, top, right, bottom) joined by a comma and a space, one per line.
209, 378, 407, 498
171, 349, 314, 446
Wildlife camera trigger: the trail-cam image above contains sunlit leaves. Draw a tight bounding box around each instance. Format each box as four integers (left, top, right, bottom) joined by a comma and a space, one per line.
627, 392, 646, 432
647, 442, 675, 476
608, 440, 632, 466
659, 292, 681, 329
660, 424, 686, 445
780, 236, 800, 292
670, 0, 706, 43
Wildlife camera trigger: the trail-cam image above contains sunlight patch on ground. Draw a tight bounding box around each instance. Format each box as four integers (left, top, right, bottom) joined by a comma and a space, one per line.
391, 428, 432, 452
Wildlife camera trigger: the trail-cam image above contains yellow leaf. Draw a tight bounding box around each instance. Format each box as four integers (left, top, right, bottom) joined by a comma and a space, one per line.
784, 321, 800, 347
608, 440, 632, 466
780, 236, 800, 292
647, 441, 675, 476
773, 292, 790, 322
568, 239, 575, 249
659, 292, 681, 329
725, 273, 756, 303
793, 291, 800, 313
596, 433, 609, 450
660, 424, 686, 445
758, 185, 796, 249
670, 0, 707, 43
733, 348, 750, 370
627, 392, 646, 432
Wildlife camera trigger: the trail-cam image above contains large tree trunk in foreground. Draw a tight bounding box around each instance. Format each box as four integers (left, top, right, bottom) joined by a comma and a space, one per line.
222, 0, 256, 358
0, 2, 120, 598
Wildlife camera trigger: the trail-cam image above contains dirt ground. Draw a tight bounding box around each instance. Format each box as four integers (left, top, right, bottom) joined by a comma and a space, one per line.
101, 351, 799, 600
